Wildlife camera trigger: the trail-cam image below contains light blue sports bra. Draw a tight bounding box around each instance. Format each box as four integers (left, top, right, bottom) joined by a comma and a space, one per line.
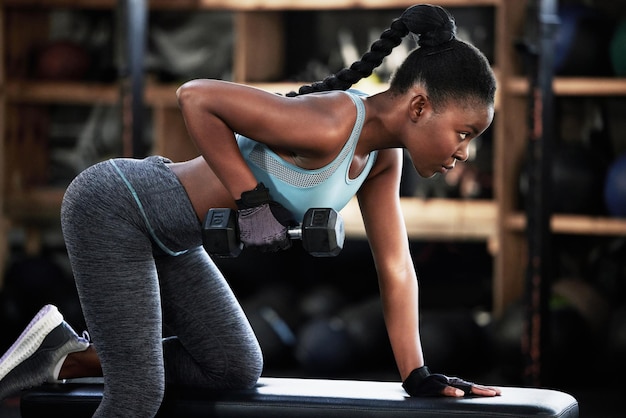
237, 90, 378, 220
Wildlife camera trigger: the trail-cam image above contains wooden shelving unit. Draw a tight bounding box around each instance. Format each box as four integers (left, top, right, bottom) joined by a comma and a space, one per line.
502, 74, 626, 240
494, 2, 626, 315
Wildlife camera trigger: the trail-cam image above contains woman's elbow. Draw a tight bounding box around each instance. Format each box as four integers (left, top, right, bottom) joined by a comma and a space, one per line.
176, 79, 214, 107
176, 80, 197, 106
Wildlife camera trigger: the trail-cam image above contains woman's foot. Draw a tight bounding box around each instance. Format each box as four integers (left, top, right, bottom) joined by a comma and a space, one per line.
0, 305, 90, 400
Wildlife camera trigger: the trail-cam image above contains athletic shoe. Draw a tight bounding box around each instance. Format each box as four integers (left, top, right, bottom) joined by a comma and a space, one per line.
0, 304, 90, 400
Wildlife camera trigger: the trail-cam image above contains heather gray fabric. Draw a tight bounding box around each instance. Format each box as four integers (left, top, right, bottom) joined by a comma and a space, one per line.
61, 156, 263, 417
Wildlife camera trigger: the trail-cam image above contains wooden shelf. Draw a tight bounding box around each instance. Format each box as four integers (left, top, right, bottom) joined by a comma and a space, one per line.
7, 75, 505, 108
341, 197, 496, 241
163, 0, 503, 10
2, 191, 498, 241
4, 0, 502, 11
5, 81, 119, 105
3, 80, 388, 107
3, 0, 115, 9
3, 188, 65, 223
507, 76, 626, 96
505, 212, 626, 236
4, 81, 184, 107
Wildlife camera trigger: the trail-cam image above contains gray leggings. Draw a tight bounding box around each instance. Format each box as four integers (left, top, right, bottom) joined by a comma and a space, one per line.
60, 156, 263, 418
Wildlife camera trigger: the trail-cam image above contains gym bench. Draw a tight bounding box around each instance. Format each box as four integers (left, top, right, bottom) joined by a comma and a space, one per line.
20, 376, 578, 417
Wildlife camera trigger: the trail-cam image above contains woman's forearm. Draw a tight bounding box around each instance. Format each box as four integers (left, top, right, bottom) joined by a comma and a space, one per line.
378, 267, 425, 381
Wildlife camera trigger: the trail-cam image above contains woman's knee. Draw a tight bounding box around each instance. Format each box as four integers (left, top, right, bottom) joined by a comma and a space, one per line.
230, 337, 264, 389
99, 378, 165, 418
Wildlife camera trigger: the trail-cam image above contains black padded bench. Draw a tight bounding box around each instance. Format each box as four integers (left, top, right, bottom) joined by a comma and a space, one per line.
20, 376, 579, 417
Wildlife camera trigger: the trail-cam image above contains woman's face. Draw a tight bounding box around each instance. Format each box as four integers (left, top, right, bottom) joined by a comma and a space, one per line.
406, 101, 494, 178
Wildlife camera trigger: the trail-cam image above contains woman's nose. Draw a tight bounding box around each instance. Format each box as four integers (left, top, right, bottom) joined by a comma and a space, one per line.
454, 143, 470, 162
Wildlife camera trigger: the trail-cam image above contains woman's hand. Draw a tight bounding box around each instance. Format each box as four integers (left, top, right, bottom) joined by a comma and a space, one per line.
236, 183, 297, 252
402, 366, 501, 398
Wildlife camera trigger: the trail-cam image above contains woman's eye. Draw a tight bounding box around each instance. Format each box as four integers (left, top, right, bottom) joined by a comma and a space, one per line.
460, 132, 469, 140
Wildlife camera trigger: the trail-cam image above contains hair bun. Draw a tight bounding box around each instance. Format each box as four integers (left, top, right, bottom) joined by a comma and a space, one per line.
400, 4, 456, 48
418, 26, 456, 48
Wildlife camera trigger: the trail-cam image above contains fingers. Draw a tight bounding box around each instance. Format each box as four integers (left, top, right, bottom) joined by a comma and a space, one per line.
441, 386, 465, 397
441, 385, 502, 397
470, 384, 502, 397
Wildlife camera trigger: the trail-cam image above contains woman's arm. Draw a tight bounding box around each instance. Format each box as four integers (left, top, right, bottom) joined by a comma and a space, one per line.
359, 149, 501, 398
176, 79, 351, 199
356, 148, 424, 381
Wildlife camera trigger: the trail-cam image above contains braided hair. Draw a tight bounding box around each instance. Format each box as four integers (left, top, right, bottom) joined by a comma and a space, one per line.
287, 4, 496, 110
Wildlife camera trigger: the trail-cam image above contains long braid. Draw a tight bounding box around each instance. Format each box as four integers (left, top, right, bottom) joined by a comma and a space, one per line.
287, 4, 457, 98
286, 16, 409, 97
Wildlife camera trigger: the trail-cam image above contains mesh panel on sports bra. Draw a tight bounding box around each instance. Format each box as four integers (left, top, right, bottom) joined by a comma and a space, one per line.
248, 97, 366, 188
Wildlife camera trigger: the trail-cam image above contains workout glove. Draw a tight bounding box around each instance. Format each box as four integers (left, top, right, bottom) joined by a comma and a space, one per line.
402, 366, 473, 397
236, 183, 297, 252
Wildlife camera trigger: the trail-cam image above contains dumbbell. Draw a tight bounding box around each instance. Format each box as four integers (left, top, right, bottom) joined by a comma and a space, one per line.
203, 207, 345, 257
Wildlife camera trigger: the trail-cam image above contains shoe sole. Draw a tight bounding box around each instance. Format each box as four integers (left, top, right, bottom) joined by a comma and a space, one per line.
0, 305, 63, 381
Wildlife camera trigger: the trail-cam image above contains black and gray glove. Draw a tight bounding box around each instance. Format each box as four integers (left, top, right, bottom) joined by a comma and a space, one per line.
402, 366, 473, 397
236, 183, 297, 252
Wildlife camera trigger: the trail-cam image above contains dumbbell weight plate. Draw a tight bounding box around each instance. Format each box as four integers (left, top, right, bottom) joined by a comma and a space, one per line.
301, 208, 345, 257
202, 208, 243, 257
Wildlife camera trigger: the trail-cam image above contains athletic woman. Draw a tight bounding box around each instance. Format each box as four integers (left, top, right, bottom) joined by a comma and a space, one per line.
0, 4, 500, 416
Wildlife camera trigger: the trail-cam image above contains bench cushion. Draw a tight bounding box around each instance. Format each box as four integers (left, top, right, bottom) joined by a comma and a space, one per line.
20, 377, 579, 417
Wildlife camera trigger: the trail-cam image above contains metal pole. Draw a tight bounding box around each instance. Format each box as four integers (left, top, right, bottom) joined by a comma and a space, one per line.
519, 0, 560, 387
119, 0, 147, 158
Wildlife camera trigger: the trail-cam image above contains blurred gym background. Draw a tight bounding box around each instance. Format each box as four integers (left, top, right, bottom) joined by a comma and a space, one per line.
1, 0, 626, 417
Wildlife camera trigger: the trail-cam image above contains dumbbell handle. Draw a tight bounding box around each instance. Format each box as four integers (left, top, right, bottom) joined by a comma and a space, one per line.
287, 228, 302, 240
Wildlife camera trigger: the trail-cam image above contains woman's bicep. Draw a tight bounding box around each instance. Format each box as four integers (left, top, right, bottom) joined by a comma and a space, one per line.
178, 80, 285, 135
177, 79, 335, 152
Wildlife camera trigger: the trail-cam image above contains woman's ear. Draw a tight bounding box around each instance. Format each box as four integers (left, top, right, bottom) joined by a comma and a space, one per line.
409, 93, 429, 122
